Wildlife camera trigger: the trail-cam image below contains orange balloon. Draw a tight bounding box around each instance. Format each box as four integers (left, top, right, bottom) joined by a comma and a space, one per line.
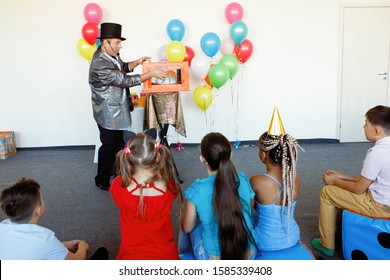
204, 64, 214, 88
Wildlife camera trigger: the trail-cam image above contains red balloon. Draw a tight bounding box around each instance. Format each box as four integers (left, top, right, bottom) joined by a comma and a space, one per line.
184, 46, 195, 66
234, 39, 253, 63
82, 22, 99, 45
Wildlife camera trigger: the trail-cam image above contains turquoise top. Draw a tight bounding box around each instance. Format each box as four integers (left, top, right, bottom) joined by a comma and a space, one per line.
253, 174, 300, 251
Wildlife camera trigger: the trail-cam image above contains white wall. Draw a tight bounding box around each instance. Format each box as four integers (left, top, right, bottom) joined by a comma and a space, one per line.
0, 0, 387, 147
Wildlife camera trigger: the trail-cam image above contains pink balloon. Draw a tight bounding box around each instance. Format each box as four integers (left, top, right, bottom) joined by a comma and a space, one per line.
225, 2, 244, 24
84, 3, 103, 25
220, 37, 235, 55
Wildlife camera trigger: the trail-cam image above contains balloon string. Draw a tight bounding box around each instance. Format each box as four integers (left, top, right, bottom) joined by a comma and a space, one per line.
210, 87, 219, 130
230, 82, 237, 138
237, 64, 244, 137
204, 106, 208, 129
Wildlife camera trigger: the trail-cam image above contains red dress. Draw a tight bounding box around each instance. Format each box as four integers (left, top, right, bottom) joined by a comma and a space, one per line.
110, 176, 179, 260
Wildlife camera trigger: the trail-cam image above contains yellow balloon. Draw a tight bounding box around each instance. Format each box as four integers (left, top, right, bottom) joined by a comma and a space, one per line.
166, 41, 186, 62
193, 85, 213, 110
77, 38, 97, 61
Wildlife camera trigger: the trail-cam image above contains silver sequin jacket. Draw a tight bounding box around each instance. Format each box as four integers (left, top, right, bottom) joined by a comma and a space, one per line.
89, 47, 141, 130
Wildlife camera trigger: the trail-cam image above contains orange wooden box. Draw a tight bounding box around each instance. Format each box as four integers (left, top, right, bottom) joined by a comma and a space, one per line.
142, 61, 190, 93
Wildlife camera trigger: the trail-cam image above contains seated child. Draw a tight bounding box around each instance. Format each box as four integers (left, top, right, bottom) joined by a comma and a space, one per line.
180, 132, 257, 260
0, 177, 107, 260
250, 131, 301, 251
110, 132, 183, 260
312, 105, 390, 257
250, 108, 301, 251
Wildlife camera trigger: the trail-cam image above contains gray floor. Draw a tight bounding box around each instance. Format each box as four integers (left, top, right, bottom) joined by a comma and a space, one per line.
0, 140, 373, 260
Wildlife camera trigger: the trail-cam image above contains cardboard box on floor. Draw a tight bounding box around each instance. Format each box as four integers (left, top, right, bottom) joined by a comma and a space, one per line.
0, 131, 16, 159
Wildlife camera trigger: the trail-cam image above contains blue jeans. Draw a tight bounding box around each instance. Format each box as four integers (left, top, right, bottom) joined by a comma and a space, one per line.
178, 224, 210, 260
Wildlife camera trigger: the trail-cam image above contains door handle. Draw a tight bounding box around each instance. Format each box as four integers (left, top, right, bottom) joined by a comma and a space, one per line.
378, 72, 388, 75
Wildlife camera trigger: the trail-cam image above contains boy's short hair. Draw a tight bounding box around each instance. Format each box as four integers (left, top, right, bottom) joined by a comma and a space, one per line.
0, 177, 42, 223
366, 105, 390, 134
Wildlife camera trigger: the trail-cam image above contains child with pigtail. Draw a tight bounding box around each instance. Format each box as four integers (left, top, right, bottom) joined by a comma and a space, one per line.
110, 132, 183, 260
250, 108, 302, 252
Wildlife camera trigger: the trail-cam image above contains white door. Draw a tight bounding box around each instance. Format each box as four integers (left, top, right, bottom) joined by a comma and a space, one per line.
340, 7, 390, 142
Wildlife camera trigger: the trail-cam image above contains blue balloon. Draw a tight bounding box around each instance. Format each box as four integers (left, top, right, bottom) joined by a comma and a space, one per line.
167, 19, 185, 41
200, 32, 221, 58
230, 20, 248, 45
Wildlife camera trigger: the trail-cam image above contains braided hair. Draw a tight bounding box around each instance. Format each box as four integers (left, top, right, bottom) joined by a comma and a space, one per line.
259, 132, 299, 223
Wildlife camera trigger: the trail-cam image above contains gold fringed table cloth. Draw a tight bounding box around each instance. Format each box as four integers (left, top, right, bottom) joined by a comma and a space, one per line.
143, 92, 186, 137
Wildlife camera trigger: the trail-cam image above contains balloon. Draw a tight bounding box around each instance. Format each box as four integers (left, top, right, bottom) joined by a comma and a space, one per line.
193, 85, 213, 110
166, 41, 186, 62
200, 32, 220, 58
204, 64, 214, 88
82, 22, 99, 45
77, 38, 97, 61
220, 54, 239, 79
220, 37, 235, 55
208, 64, 229, 89
190, 54, 211, 80
166, 19, 185, 41
234, 39, 253, 63
184, 46, 195, 66
158, 44, 168, 61
225, 2, 244, 24
230, 20, 248, 45
84, 3, 103, 25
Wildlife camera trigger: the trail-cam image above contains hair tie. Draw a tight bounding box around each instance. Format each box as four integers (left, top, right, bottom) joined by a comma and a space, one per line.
124, 147, 132, 154
155, 142, 162, 150
218, 150, 229, 160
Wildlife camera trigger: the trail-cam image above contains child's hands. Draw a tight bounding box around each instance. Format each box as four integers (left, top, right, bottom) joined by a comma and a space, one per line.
323, 169, 340, 176
322, 172, 337, 185
63, 240, 89, 253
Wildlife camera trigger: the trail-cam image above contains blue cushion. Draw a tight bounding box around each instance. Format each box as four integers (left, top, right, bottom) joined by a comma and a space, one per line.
179, 242, 316, 260
255, 242, 315, 260
179, 252, 196, 260
342, 210, 390, 260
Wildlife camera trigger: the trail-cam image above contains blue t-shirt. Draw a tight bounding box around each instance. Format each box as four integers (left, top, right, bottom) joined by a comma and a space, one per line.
185, 172, 256, 257
0, 219, 68, 260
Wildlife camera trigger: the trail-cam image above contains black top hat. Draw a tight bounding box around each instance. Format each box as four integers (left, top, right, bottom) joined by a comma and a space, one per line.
98, 22, 126, 41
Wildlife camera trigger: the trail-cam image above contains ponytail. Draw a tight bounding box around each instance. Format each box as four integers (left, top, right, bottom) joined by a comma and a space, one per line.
201, 132, 250, 259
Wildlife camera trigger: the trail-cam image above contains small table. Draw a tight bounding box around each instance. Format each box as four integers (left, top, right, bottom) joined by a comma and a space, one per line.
143, 91, 186, 140
143, 92, 186, 182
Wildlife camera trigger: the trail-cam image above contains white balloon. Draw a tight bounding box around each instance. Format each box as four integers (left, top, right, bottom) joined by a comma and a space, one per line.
190, 54, 211, 80
157, 44, 168, 61
220, 37, 235, 55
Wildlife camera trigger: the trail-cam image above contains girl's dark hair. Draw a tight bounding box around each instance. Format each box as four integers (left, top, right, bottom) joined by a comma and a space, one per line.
115, 133, 183, 218
0, 177, 42, 223
200, 132, 250, 259
366, 105, 390, 133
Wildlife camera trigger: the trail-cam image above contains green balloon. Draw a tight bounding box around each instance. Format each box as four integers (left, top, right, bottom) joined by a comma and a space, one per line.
208, 64, 229, 89
220, 54, 239, 79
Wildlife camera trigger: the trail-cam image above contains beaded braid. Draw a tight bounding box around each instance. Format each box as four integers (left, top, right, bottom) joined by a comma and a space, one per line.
259, 132, 298, 226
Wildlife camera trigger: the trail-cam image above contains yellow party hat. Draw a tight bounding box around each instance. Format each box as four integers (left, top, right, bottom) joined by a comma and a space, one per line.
267, 107, 286, 136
